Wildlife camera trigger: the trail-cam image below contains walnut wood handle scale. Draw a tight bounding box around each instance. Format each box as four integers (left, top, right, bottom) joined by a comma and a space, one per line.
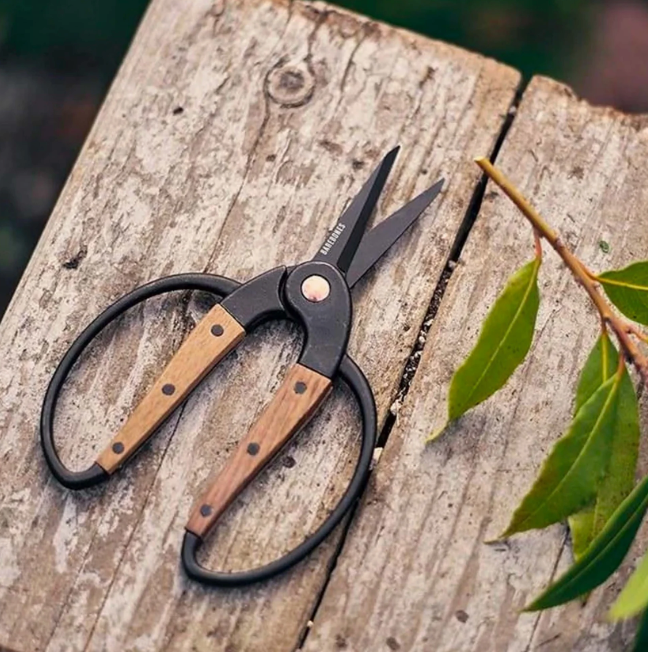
96, 304, 245, 473
185, 363, 332, 538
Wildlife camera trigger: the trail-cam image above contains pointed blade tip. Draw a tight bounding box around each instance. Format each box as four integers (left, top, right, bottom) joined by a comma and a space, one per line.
419, 177, 445, 203
316, 145, 400, 272
344, 176, 444, 287
385, 145, 400, 162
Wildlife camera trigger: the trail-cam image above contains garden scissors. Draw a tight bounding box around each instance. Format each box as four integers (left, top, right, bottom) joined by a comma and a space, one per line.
41, 147, 444, 586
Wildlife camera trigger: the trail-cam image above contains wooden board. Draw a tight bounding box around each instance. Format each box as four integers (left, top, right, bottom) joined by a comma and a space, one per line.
0, 0, 519, 650
304, 76, 648, 652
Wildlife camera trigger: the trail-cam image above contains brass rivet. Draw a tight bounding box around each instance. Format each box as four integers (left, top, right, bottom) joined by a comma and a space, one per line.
301, 275, 330, 302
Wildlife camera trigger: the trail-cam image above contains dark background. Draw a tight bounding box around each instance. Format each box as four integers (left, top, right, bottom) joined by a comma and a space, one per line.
1, 0, 648, 317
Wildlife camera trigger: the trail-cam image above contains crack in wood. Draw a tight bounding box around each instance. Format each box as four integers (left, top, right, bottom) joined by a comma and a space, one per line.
297, 86, 525, 650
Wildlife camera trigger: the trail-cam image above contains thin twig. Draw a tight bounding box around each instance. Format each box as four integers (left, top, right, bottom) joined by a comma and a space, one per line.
476, 157, 648, 384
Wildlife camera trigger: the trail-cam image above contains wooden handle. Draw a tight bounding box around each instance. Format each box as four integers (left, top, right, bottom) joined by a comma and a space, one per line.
96, 304, 245, 473
185, 363, 332, 538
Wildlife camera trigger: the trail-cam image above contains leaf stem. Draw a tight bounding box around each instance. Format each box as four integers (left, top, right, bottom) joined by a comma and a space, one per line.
475, 157, 648, 384
533, 229, 543, 260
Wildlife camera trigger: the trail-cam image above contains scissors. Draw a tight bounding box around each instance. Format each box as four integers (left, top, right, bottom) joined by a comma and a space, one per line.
41, 147, 444, 586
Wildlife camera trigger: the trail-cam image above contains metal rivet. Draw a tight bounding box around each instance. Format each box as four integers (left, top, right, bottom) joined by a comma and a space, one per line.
200, 504, 213, 517
294, 381, 307, 394
162, 384, 175, 396
112, 442, 124, 455
211, 324, 224, 337
247, 442, 260, 456
301, 275, 330, 302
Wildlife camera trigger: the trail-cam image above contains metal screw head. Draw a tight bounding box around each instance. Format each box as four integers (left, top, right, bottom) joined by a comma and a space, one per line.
162, 384, 175, 396
301, 275, 330, 302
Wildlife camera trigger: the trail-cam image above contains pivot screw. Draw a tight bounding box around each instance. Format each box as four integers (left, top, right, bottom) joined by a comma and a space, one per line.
211, 324, 224, 337
112, 442, 124, 455
162, 384, 176, 396
247, 442, 260, 455
301, 275, 330, 302
200, 504, 213, 517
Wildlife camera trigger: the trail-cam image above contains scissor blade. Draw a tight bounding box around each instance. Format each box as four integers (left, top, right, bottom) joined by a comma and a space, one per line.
313, 147, 399, 273
345, 178, 444, 288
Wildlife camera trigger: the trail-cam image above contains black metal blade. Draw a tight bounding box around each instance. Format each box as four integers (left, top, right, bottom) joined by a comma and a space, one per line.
345, 178, 444, 288
313, 147, 399, 273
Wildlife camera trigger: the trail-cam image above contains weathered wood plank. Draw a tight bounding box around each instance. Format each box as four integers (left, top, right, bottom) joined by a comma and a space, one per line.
0, 0, 518, 650
304, 76, 648, 652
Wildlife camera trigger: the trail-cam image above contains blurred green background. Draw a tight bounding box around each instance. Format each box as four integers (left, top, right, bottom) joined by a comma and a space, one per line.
1, 0, 648, 316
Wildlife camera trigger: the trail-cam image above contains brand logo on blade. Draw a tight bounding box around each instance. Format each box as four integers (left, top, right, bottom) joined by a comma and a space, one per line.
319, 223, 346, 256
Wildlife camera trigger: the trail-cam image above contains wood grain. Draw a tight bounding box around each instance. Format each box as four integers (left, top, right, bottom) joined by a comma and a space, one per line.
304, 76, 648, 652
0, 0, 519, 650
97, 304, 245, 473
187, 364, 331, 538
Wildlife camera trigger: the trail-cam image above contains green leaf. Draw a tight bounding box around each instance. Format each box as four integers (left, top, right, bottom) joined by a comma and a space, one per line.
447, 257, 540, 422
568, 334, 619, 559
599, 261, 648, 326
569, 337, 640, 560
524, 473, 648, 611
574, 333, 619, 412
610, 549, 648, 620
633, 609, 648, 652
500, 372, 620, 537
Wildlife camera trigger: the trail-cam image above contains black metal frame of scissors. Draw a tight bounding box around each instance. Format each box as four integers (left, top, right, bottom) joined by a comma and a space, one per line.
40, 147, 444, 587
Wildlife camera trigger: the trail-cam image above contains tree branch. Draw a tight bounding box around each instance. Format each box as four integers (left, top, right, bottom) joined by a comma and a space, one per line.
475, 157, 648, 384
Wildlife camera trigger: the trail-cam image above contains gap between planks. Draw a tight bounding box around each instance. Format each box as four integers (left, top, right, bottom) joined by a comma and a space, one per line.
297, 77, 528, 651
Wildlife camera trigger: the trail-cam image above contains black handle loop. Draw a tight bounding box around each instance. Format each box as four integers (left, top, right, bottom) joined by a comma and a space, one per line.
181, 353, 377, 586
41, 272, 378, 588
40, 273, 240, 490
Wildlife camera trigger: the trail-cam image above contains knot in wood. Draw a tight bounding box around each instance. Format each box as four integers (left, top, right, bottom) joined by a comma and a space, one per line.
266, 63, 315, 108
